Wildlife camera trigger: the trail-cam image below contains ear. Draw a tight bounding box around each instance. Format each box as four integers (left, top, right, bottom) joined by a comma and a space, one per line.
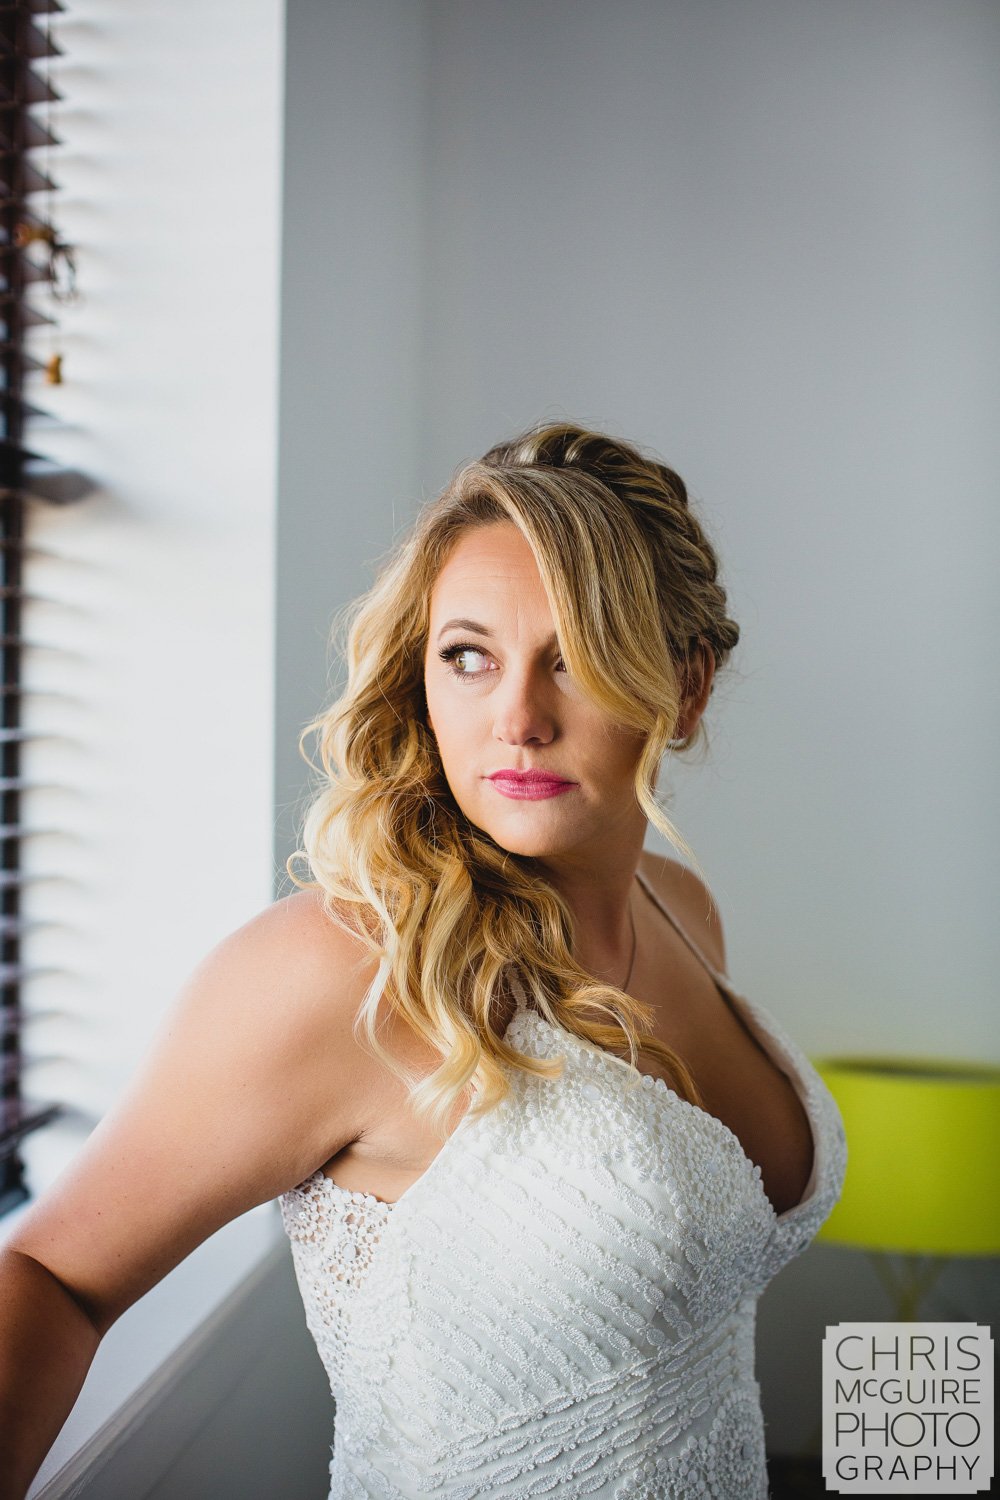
673, 642, 716, 741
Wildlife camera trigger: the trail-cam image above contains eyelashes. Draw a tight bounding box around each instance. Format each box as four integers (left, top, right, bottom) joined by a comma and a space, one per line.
437, 642, 488, 681
437, 642, 566, 683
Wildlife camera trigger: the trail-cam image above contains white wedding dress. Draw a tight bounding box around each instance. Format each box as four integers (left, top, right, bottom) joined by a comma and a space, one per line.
279, 870, 847, 1498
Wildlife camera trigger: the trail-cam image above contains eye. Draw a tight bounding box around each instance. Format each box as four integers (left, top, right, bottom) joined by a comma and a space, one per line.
437, 642, 492, 680
436, 643, 567, 682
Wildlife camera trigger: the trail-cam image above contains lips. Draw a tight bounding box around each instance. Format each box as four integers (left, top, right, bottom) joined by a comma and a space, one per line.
488, 770, 573, 787
486, 770, 578, 801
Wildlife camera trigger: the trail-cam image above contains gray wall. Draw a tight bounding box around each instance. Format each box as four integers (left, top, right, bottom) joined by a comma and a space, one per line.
274, 0, 428, 879
415, 0, 999, 1061
275, 0, 1000, 1457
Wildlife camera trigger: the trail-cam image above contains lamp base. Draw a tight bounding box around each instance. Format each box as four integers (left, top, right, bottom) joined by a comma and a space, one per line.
867, 1249, 949, 1321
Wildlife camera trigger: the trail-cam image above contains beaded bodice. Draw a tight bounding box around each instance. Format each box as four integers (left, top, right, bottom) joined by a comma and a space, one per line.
279, 874, 847, 1498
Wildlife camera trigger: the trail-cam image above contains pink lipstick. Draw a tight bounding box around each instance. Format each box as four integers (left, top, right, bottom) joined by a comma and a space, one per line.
487, 769, 577, 801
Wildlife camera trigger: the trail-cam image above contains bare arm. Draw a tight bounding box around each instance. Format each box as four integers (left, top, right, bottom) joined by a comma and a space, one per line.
0, 889, 378, 1499
0, 1251, 102, 1500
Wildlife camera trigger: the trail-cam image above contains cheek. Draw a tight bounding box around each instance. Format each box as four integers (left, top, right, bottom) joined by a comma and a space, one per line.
425, 692, 461, 750
423, 674, 444, 734
597, 729, 645, 781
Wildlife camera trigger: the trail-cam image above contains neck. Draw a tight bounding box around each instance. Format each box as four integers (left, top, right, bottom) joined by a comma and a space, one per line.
564, 872, 640, 989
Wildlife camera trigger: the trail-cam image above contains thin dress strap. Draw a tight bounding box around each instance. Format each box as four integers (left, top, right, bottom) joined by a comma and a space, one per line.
509, 876, 728, 998
508, 968, 532, 1013
634, 866, 732, 990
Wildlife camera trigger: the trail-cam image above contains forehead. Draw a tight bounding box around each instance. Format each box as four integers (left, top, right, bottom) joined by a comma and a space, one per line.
429, 522, 549, 612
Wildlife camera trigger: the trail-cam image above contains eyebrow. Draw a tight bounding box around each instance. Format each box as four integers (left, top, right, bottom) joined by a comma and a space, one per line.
436, 618, 559, 647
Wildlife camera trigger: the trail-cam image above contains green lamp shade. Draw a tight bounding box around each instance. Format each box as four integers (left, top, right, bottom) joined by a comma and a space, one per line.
812, 1056, 1000, 1256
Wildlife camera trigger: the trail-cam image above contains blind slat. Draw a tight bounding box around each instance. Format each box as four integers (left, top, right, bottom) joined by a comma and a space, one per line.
0, 15, 63, 60
0, 1104, 63, 1157
0, 110, 59, 151
0, 158, 58, 195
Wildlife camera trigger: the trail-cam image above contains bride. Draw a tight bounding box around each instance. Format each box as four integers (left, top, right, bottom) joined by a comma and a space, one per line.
0, 420, 845, 1499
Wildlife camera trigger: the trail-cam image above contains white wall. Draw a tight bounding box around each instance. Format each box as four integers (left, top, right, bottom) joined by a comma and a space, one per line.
3, 1, 290, 1491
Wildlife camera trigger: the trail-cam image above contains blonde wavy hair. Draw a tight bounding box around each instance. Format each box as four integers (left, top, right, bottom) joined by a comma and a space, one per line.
287, 420, 740, 1138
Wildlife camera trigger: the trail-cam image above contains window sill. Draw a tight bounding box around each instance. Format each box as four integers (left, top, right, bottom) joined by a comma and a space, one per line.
7, 1199, 286, 1499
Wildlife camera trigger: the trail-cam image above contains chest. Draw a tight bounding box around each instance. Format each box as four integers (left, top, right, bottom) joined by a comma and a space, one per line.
283, 1056, 786, 1496
626, 927, 816, 1216
321, 939, 815, 1218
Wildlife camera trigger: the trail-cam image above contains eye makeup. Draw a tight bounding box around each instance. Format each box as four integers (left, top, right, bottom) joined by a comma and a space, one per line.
437, 642, 492, 681
437, 642, 566, 683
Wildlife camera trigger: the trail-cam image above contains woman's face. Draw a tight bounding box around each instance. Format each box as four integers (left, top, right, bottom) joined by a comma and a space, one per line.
422, 521, 648, 867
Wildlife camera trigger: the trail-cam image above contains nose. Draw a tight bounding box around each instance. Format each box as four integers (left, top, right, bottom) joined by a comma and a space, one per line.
492, 662, 557, 748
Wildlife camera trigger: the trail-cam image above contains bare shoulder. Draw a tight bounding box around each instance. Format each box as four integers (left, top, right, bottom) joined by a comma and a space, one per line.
244, 884, 381, 995
144, 883, 386, 1149
4, 885, 381, 1336
638, 849, 728, 975
163, 885, 382, 1091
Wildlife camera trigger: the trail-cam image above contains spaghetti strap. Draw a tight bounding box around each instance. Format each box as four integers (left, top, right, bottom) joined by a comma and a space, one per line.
634, 865, 731, 990
508, 968, 532, 1013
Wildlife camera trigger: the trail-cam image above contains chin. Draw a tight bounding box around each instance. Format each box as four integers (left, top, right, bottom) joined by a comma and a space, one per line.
477, 819, 581, 861
490, 835, 550, 858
